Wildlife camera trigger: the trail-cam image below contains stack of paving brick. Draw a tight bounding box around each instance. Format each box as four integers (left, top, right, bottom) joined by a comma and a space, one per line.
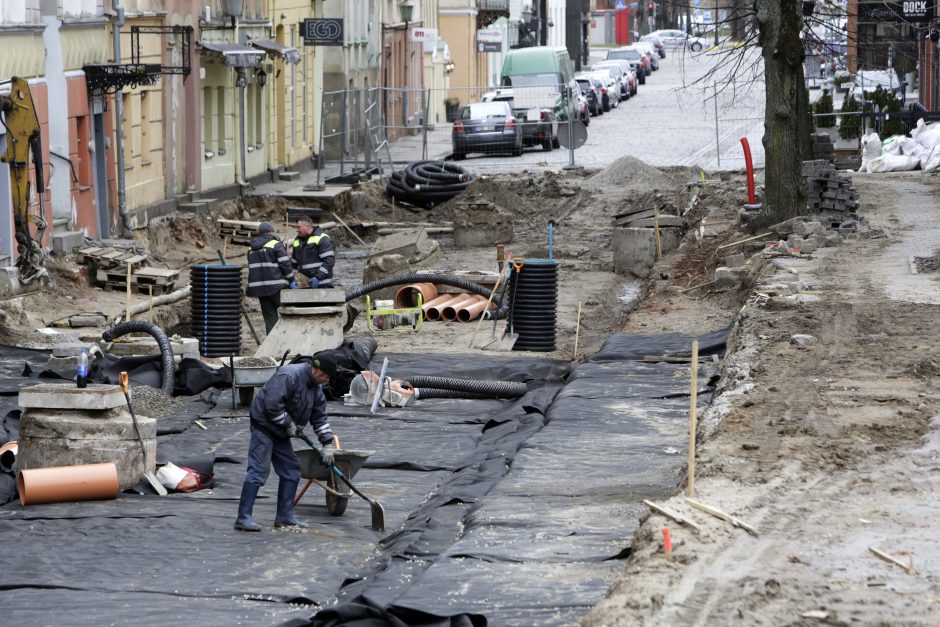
77, 246, 179, 295
218, 219, 262, 246
811, 132, 834, 161
802, 160, 859, 224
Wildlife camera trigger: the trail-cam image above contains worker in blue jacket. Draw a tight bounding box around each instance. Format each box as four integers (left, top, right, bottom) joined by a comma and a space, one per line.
234, 355, 338, 531
246, 221, 294, 334
291, 216, 335, 288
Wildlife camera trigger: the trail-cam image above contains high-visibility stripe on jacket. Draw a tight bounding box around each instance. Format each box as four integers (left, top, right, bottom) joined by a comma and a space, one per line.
247, 234, 293, 297
291, 226, 335, 287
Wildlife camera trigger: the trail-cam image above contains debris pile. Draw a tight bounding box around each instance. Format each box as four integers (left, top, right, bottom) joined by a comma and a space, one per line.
802, 160, 859, 224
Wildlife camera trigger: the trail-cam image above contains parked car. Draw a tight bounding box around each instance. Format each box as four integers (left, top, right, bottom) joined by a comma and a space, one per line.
482, 87, 559, 151
592, 60, 637, 97
590, 64, 630, 101
569, 80, 591, 126
586, 71, 619, 111
640, 34, 666, 58
574, 76, 603, 116
451, 101, 523, 160
634, 42, 660, 71
650, 29, 706, 52
607, 46, 649, 82
851, 69, 903, 99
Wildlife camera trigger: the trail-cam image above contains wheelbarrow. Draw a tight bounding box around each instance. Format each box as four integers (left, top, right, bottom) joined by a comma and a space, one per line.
294, 445, 374, 518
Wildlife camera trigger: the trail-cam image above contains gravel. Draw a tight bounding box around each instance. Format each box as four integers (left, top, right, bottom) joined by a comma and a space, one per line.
131, 385, 188, 421
234, 357, 276, 368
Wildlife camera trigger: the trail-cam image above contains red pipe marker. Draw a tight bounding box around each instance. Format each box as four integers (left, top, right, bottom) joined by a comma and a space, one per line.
662, 527, 673, 562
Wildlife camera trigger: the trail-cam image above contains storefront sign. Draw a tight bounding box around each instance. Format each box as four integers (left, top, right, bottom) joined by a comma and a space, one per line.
301, 18, 344, 46
477, 28, 502, 53
411, 28, 438, 43
863, 0, 934, 23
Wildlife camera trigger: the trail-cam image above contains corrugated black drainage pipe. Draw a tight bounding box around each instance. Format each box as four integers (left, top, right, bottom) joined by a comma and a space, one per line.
403, 376, 527, 398
101, 320, 175, 395
510, 259, 558, 352
190, 264, 243, 357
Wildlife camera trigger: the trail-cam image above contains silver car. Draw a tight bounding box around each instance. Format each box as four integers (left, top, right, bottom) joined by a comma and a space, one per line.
452, 101, 524, 160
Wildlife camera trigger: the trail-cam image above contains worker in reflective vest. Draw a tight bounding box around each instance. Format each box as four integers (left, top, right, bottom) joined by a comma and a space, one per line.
246, 222, 294, 334
291, 216, 335, 288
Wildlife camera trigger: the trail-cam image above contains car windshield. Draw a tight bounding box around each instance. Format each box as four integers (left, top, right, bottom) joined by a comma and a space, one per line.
504, 73, 559, 88
591, 65, 621, 76
461, 102, 508, 120
609, 49, 641, 61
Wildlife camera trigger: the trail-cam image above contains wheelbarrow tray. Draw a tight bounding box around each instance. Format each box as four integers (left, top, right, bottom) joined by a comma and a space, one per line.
296, 448, 373, 482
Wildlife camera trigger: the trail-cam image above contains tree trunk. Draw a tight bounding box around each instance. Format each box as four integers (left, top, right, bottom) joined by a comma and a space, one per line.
754, 0, 810, 230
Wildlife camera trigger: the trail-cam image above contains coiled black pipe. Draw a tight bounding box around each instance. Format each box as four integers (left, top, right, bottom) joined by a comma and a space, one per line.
387, 160, 475, 209
101, 320, 176, 396
402, 376, 527, 399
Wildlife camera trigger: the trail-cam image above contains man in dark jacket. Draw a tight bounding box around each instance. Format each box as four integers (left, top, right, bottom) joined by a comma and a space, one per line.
235, 355, 338, 531
291, 216, 335, 288
246, 221, 294, 334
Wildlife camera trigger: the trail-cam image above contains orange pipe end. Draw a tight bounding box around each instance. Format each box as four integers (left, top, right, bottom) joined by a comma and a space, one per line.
427, 294, 467, 321
18, 462, 119, 506
456, 295, 491, 322
395, 282, 438, 308
422, 294, 453, 320
441, 294, 475, 321
0, 440, 17, 473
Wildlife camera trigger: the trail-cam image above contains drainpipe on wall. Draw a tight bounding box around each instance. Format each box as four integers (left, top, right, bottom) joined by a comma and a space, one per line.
111, 0, 132, 237
237, 68, 248, 186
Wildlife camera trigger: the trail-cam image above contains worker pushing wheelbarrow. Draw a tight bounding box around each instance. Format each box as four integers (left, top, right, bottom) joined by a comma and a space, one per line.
234, 355, 386, 532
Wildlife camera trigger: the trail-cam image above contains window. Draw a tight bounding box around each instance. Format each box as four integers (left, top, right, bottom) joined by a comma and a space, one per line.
290, 27, 296, 150
202, 86, 214, 155
216, 86, 226, 153
302, 49, 308, 145
122, 92, 136, 166
76, 115, 92, 187
140, 91, 151, 164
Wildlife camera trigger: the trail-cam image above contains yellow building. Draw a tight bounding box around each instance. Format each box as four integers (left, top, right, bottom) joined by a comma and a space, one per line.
439, 0, 488, 108
261, 0, 324, 176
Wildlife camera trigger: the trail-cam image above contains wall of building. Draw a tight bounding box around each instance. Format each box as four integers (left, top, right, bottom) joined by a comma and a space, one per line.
441, 2, 487, 105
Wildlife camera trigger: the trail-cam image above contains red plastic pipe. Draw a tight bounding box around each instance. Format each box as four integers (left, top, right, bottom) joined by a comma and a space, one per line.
741, 137, 756, 204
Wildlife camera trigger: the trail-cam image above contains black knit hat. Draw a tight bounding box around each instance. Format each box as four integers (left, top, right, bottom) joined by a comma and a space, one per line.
312, 355, 337, 379
258, 221, 274, 234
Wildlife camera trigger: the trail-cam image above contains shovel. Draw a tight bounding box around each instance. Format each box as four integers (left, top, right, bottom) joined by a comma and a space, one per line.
295, 432, 386, 532
119, 371, 168, 496
492, 257, 524, 351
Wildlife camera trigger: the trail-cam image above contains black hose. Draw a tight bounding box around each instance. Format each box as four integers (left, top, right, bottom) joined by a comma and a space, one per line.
412, 388, 497, 400
387, 160, 475, 208
102, 320, 176, 396
403, 376, 527, 399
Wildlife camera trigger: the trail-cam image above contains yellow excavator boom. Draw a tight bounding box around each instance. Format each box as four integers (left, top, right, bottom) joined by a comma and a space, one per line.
0, 76, 48, 299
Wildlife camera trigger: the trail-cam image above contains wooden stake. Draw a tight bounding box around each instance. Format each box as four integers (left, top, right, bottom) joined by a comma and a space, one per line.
125, 263, 132, 322
688, 339, 699, 497
678, 279, 717, 293
653, 206, 662, 259
468, 270, 505, 349
869, 547, 916, 575
222, 236, 229, 261
716, 232, 773, 250
573, 301, 582, 360
332, 212, 369, 247
643, 499, 702, 532
148, 286, 154, 323
685, 497, 758, 536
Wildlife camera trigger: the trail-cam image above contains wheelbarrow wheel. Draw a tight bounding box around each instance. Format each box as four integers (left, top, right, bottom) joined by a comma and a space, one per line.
325, 471, 349, 516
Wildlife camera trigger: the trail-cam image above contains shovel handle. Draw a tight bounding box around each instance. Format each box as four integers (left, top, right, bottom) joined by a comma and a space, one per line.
119, 371, 129, 394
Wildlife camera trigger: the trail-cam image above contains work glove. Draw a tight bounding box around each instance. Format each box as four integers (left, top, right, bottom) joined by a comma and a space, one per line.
289, 280, 297, 289
285, 422, 298, 438
309, 277, 320, 289
320, 442, 336, 465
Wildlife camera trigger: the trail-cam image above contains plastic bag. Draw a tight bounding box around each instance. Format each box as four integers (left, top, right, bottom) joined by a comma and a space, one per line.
867, 153, 920, 173
859, 133, 882, 172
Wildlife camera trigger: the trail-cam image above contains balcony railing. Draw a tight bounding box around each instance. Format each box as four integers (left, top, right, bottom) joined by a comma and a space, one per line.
478, 0, 510, 10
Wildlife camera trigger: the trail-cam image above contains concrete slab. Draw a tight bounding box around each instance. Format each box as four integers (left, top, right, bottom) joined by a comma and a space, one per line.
280, 287, 346, 306
255, 306, 345, 359
52, 230, 85, 254
19, 384, 127, 411
51, 342, 96, 358
105, 336, 199, 358
369, 228, 436, 260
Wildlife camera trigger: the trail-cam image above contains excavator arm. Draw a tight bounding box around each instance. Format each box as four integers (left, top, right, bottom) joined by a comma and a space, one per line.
0, 76, 48, 298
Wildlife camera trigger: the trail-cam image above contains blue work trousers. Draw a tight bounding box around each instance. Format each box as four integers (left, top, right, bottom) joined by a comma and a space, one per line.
244, 424, 301, 485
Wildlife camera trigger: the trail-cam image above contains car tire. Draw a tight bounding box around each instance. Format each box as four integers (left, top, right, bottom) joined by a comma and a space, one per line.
453, 151, 465, 161
512, 142, 523, 157
639, 75, 646, 85
552, 136, 560, 149
542, 136, 552, 152
691, 42, 703, 52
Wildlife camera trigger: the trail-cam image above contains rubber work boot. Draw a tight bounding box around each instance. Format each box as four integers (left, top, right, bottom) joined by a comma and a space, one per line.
234, 482, 262, 532
273, 480, 308, 528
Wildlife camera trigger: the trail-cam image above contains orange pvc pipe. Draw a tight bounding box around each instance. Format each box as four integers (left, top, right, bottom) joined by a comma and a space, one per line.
441, 294, 476, 321
0, 440, 17, 473
421, 294, 452, 320
395, 282, 438, 308
426, 294, 465, 321
18, 462, 119, 506
456, 295, 494, 322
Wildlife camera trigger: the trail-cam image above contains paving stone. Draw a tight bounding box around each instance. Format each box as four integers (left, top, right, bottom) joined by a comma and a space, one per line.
790, 334, 818, 347
724, 253, 746, 268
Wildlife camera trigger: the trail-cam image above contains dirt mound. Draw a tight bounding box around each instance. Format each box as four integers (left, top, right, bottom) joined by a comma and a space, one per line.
433, 176, 538, 219
590, 156, 695, 192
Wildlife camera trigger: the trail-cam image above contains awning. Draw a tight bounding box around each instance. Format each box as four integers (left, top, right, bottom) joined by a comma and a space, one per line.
197, 42, 265, 68
250, 39, 302, 64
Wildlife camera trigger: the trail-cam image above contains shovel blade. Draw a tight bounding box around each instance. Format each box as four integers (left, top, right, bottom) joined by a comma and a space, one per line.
494, 331, 519, 351
369, 501, 386, 532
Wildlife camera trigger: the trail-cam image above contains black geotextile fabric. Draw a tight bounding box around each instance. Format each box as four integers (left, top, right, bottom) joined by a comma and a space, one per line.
0, 328, 728, 626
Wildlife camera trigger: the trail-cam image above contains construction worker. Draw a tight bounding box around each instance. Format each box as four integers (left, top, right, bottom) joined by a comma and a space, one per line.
291, 216, 335, 288
234, 355, 338, 532
246, 221, 294, 334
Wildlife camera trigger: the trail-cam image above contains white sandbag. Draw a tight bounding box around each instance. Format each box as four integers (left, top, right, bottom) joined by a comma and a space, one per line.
911, 118, 940, 149
867, 153, 920, 173
881, 136, 904, 155
859, 132, 882, 172
922, 145, 940, 172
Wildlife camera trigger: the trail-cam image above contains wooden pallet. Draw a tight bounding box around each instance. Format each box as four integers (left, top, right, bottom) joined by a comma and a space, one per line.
103, 282, 176, 296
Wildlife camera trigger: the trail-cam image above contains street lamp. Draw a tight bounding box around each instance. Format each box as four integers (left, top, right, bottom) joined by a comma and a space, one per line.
399, 0, 413, 24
